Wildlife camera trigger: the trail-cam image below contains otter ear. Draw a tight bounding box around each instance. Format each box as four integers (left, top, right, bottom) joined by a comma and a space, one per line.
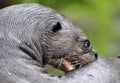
52, 22, 62, 32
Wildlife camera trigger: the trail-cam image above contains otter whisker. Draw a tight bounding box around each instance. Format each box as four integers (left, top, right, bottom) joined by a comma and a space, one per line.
70, 60, 83, 64
57, 58, 64, 68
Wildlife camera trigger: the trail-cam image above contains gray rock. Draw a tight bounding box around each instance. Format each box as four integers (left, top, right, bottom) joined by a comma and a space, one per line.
63, 56, 120, 83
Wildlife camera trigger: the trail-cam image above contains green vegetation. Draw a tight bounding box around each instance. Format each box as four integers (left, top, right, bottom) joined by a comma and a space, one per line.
44, 65, 64, 76
2, 0, 120, 56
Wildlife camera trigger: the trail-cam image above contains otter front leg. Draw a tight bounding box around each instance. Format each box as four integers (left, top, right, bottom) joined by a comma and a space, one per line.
19, 41, 42, 65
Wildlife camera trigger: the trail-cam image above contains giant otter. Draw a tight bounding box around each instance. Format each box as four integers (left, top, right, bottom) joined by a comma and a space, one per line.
0, 4, 120, 83
0, 3, 97, 83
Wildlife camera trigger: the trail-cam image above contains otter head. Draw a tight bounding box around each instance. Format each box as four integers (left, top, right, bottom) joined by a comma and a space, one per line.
41, 20, 98, 71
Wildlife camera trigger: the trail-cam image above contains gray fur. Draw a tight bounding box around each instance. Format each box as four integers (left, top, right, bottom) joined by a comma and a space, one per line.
0, 3, 97, 83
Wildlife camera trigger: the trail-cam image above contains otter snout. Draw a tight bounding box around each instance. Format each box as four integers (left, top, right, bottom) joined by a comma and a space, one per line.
94, 51, 98, 59
92, 49, 98, 60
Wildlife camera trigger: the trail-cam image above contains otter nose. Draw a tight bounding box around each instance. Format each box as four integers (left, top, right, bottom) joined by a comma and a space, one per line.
93, 51, 98, 59
92, 49, 98, 59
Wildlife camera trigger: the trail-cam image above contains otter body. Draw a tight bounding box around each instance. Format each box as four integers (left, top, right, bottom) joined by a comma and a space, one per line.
0, 4, 97, 83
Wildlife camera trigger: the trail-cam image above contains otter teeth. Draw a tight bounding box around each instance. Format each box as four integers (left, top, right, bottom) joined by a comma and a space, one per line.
60, 59, 75, 71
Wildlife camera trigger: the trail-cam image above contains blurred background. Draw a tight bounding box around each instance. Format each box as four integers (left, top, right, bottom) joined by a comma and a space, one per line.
0, 0, 120, 57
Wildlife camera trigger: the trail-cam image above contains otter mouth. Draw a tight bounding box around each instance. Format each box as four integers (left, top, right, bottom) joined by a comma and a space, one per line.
48, 54, 97, 72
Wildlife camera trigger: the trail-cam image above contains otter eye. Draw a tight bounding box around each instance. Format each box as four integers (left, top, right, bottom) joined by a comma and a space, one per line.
83, 39, 90, 48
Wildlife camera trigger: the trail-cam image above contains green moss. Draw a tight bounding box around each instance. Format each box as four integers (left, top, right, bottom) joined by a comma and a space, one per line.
44, 65, 64, 76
